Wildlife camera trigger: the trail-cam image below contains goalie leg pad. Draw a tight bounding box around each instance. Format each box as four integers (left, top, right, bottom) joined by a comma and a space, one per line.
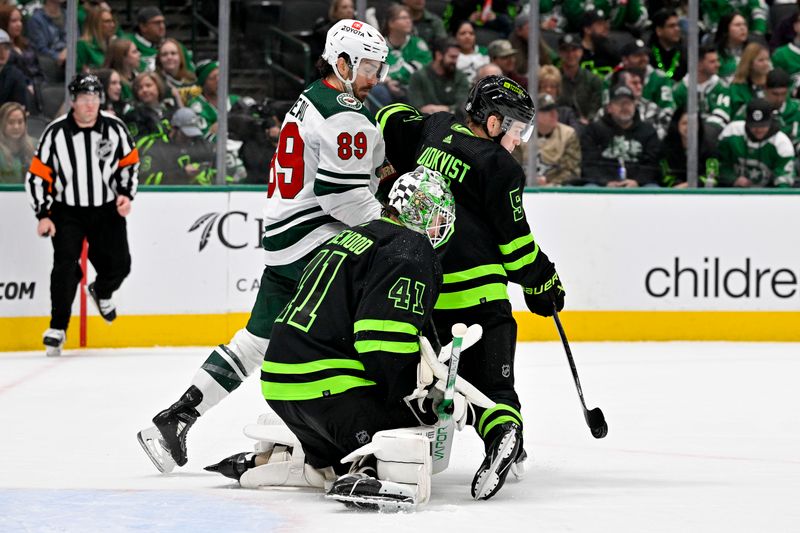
339, 427, 432, 506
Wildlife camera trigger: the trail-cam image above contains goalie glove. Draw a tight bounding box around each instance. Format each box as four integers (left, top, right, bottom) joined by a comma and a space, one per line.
523, 267, 565, 317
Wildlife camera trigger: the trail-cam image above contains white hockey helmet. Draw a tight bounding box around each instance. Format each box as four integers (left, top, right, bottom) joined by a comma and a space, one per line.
388, 167, 456, 249
323, 19, 389, 87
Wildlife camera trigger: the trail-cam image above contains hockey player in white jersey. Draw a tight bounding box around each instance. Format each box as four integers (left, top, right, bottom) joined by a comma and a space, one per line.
138, 19, 392, 473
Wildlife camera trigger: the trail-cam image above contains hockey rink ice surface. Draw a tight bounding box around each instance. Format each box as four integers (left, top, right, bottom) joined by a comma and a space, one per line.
1, 342, 798, 532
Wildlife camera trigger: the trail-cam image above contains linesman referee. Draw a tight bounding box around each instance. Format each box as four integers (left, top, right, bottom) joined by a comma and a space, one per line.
25, 73, 140, 356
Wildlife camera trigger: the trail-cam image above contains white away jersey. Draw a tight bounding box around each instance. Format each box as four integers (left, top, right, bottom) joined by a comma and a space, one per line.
262, 79, 385, 265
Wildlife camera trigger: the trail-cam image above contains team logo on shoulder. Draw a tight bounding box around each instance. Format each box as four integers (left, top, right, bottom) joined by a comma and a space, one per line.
355, 430, 370, 445
501, 364, 511, 378
337, 93, 363, 110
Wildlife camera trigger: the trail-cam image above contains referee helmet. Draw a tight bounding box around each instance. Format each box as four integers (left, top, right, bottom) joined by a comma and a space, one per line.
68, 73, 105, 103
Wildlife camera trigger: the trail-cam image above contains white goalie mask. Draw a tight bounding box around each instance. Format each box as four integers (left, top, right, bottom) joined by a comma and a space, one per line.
388, 167, 456, 249
322, 19, 389, 94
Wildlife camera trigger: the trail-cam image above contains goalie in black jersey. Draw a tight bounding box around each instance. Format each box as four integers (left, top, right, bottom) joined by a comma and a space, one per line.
207, 167, 466, 509
375, 75, 566, 500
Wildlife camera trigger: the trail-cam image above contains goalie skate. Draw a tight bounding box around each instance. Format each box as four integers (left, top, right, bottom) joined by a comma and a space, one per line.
137, 425, 177, 474
326, 473, 416, 512
471, 422, 522, 500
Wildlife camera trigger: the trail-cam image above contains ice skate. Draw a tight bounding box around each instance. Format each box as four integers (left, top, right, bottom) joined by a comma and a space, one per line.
42, 328, 65, 357
326, 473, 416, 512
137, 386, 202, 473
204, 452, 256, 481
471, 422, 523, 500
87, 282, 116, 323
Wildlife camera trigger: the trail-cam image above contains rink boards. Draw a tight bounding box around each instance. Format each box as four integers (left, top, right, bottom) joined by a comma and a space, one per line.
1, 188, 799, 350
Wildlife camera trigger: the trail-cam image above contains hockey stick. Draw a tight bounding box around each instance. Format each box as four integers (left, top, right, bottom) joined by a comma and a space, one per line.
430, 323, 467, 474
437, 323, 467, 420
552, 307, 608, 439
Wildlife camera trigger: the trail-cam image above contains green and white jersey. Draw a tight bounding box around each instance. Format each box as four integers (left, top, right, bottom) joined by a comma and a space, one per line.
717, 121, 796, 187
187, 93, 241, 137
733, 97, 800, 151
386, 35, 432, 86
673, 74, 731, 128
262, 79, 385, 266
771, 43, 800, 87
643, 66, 674, 109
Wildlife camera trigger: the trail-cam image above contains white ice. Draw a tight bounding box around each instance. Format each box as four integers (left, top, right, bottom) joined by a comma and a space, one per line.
1, 342, 798, 532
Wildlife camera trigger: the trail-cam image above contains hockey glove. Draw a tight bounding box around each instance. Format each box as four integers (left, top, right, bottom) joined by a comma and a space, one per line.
524, 268, 565, 317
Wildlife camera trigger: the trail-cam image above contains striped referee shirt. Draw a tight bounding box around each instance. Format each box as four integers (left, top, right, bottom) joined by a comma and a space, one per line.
25, 110, 140, 219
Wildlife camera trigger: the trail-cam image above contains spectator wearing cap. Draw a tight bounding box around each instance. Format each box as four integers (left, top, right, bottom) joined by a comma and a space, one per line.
600, 67, 672, 139
729, 42, 770, 119
488, 39, 528, 88
454, 20, 488, 83
535, 93, 581, 186
735, 68, 800, 154
557, 33, 603, 124
579, 84, 661, 187
509, 13, 557, 76
187, 60, 241, 137
649, 9, 687, 82
611, 39, 675, 112
771, 14, 800, 86
538, 65, 581, 131
713, 12, 749, 82
578, 9, 619, 78
673, 45, 731, 138
717, 98, 796, 187
26, 0, 67, 79
564, 0, 648, 33
402, 0, 446, 50
408, 37, 469, 115
702, 0, 767, 37
374, 4, 432, 106
0, 30, 28, 107
540, 0, 567, 33
137, 106, 215, 185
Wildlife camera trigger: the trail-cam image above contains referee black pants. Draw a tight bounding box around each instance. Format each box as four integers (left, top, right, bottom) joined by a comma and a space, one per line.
49, 201, 131, 330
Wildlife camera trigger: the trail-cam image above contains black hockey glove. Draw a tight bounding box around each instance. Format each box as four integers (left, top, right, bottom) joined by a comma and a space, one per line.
523, 268, 565, 317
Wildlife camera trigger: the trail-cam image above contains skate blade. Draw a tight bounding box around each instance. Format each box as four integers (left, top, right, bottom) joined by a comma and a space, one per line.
45, 345, 62, 357
472, 431, 518, 500
137, 426, 177, 474
325, 493, 415, 513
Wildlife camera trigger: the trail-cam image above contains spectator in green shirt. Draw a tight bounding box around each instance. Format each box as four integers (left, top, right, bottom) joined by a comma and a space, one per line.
402, 0, 446, 50
714, 12, 749, 82
187, 60, 240, 138
76, 4, 116, 72
408, 37, 469, 115
729, 42, 769, 118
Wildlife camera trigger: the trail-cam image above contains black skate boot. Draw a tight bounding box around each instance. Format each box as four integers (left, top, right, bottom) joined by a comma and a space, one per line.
137, 386, 202, 473
204, 452, 257, 481
471, 422, 523, 500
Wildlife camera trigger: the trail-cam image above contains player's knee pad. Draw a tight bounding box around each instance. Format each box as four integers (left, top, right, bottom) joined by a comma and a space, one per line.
226, 328, 269, 376
342, 427, 432, 505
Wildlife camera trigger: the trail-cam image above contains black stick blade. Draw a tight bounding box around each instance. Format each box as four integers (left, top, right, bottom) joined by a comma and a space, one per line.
585, 408, 608, 439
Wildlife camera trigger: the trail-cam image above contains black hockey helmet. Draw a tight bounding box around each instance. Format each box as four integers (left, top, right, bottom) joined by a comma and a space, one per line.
68, 73, 105, 102
465, 75, 535, 141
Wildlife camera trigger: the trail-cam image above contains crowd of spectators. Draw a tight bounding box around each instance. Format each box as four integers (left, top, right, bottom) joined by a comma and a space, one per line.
3, 0, 800, 188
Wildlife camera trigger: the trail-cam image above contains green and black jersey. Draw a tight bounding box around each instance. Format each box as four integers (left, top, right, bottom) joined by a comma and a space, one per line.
261, 218, 441, 404
376, 105, 556, 313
